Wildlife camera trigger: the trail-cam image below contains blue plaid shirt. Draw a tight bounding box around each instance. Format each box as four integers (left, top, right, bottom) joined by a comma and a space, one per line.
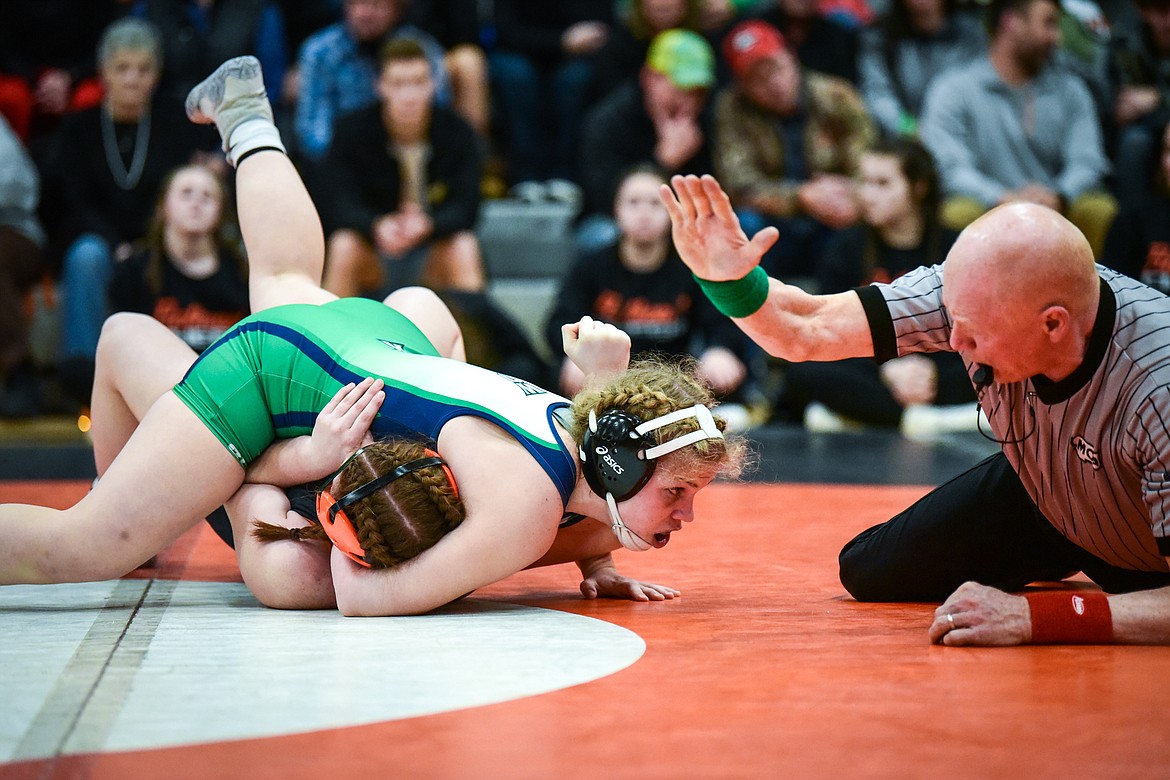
294, 22, 451, 161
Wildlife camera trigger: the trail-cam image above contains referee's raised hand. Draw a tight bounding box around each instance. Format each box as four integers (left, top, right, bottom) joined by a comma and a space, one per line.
659, 174, 778, 282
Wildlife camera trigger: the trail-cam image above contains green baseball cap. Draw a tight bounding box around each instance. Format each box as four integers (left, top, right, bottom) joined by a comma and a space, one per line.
646, 29, 715, 89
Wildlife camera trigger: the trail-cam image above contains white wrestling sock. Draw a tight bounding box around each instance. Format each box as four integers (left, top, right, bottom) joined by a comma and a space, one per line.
185, 56, 286, 167
225, 118, 286, 167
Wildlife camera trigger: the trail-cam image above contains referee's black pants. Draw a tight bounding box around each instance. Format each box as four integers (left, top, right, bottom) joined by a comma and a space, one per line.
839, 452, 1170, 602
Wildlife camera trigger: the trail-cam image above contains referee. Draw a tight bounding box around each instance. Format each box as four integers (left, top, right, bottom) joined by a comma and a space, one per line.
663, 173, 1170, 646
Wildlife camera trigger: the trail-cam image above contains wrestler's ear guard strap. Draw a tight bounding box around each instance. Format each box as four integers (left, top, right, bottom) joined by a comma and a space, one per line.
315, 451, 457, 567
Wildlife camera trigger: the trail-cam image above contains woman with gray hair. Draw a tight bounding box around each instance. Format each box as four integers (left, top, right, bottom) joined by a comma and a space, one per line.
48, 16, 219, 407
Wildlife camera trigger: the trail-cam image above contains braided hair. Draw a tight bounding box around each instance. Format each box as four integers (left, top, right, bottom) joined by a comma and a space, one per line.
567, 355, 748, 480
251, 438, 465, 568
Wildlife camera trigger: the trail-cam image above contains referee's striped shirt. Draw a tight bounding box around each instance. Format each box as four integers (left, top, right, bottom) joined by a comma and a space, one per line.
856, 264, 1170, 572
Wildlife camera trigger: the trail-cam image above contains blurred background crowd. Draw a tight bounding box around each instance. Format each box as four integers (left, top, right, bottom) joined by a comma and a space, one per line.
1, 0, 1168, 436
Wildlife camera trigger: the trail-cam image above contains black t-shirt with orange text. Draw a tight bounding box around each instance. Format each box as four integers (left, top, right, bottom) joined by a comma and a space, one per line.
110, 247, 249, 352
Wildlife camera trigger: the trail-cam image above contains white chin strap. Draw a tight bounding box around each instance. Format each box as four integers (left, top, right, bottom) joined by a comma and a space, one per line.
600, 403, 724, 553
606, 493, 653, 552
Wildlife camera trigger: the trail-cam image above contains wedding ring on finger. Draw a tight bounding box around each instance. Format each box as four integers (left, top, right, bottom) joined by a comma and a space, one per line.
946, 613, 956, 630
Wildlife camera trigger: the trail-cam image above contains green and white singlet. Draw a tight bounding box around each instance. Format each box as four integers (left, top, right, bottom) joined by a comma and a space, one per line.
174, 297, 578, 504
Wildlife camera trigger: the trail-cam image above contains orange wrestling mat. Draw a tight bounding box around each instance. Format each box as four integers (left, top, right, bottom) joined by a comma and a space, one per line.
1, 481, 1168, 780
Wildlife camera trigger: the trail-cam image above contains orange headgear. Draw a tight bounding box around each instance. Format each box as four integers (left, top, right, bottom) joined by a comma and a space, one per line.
315, 447, 458, 568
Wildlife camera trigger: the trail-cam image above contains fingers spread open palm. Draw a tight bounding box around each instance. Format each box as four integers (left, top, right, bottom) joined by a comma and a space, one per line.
659, 174, 778, 281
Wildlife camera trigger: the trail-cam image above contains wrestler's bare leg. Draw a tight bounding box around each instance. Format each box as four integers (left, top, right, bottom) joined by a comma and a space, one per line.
90, 313, 198, 474
382, 286, 466, 361
85, 59, 330, 482
0, 394, 243, 583
186, 56, 333, 312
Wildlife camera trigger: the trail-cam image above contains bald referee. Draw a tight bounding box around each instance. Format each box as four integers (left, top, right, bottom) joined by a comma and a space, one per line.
663, 173, 1170, 647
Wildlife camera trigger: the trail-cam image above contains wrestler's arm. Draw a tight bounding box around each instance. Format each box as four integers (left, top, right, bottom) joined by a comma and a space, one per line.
661, 174, 874, 362
330, 434, 563, 616
561, 315, 631, 380
526, 520, 681, 601
575, 553, 681, 600
220, 381, 386, 609
244, 378, 385, 487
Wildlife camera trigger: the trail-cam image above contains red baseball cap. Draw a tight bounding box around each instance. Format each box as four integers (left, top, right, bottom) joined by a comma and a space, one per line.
723, 20, 787, 82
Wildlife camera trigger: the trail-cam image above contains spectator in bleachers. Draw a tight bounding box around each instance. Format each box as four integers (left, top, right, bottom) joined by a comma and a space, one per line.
0, 115, 49, 418
488, 0, 613, 187
47, 17, 217, 404
1102, 116, 1170, 294
0, 1, 117, 147
319, 38, 485, 298
274, 0, 342, 56
594, 0, 708, 98
405, 0, 491, 137
578, 29, 716, 251
1056, 0, 1113, 118
268, 0, 344, 123
543, 165, 757, 427
714, 19, 875, 280
820, 0, 874, 28
109, 164, 248, 353
750, 0, 861, 84
295, 0, 451, 163
1108, 0, 1170, 208
133, 0, 288, 117
859, 0, 986, 137
699, 0, 752, 32
920, 0, 1117, 258
780, 137, 977, 435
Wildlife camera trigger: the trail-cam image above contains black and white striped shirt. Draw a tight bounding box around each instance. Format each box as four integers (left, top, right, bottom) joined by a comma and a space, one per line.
857, 265, 1170, 572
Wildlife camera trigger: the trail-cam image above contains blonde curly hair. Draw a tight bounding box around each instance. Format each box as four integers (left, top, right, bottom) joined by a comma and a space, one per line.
566, 355, 749, 481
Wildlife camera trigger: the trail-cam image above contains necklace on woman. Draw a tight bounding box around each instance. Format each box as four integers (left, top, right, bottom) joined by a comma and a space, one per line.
101, 106, 151, 190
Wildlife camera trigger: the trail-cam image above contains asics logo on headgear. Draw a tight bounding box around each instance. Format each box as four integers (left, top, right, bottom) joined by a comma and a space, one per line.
595, 446, 608, 455
601, 452, 624, 474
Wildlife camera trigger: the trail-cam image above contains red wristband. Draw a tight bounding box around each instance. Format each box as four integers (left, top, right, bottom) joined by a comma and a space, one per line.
1025, 591, 1113, 644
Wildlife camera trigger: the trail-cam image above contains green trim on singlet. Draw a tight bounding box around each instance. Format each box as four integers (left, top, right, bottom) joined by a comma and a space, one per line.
173, 297, 579, 503
175, 298, 441, 462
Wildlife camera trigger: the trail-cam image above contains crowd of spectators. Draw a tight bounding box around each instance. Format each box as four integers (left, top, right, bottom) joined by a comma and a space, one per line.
1, 0, 1167, 433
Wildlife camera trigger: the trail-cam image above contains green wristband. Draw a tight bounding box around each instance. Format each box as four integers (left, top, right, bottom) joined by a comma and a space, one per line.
693, 266, 770, 318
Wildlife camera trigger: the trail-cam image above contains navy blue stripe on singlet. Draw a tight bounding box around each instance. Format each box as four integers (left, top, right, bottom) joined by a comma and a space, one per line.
272, 411, 318, 430
195, 319, 577, 506
186, 319, 369, 387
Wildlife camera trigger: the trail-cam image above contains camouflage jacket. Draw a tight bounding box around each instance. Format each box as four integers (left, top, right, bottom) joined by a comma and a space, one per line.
713, 71, 876, 217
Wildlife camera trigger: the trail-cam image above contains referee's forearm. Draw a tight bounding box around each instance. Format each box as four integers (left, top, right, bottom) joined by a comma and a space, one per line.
1107, 585, 1170, 644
